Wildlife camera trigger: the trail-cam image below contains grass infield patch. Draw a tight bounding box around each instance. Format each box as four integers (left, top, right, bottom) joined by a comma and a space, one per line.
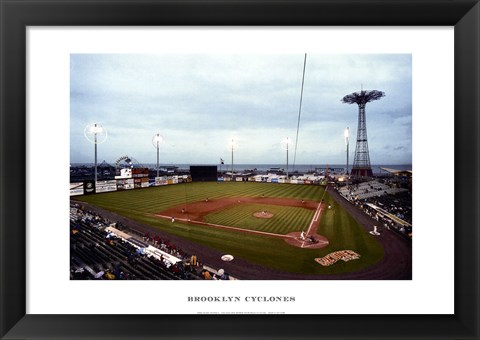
203, 203, 314, 235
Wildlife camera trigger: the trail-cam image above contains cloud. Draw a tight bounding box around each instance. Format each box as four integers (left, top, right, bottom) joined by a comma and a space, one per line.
70, 53, 412, 165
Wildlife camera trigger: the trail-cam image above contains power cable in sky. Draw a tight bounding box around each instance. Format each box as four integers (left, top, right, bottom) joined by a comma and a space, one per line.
292, 53, 307, 171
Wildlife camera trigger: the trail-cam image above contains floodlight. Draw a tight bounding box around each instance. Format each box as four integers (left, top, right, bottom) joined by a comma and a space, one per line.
84, 123, 107, 144
89, 125, 103, 134
228, 137, 238, 151
282, 137, 291, 149
152, 133, 164, 146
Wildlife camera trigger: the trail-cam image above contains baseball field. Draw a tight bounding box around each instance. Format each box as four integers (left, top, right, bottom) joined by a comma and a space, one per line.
72, 181, 384, 275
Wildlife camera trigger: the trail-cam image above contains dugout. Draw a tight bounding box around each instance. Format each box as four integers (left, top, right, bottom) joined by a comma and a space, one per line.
190, 165, 218, 182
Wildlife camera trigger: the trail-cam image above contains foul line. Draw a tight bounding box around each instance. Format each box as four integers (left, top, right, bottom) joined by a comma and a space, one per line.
301, 190, 327, 248
152, 214, 296, 239
306, 202, 323, 235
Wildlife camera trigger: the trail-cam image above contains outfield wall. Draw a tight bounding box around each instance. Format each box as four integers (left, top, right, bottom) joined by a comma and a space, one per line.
69, 175, 191, 196
70, 174, 324, 196
218, 174, 323, 185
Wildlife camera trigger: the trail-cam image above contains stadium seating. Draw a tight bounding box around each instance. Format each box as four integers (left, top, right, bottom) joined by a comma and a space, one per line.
70, 205, 203, 280
336, 180, 412, 238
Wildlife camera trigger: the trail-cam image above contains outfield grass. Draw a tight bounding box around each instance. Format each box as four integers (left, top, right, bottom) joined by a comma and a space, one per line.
73, 182, 383, 275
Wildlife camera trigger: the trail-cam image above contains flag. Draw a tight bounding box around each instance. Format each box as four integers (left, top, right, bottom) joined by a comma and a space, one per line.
220, 158, 224, 164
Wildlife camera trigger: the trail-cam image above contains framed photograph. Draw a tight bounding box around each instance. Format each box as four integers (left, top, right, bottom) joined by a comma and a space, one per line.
1, 0, 478, 339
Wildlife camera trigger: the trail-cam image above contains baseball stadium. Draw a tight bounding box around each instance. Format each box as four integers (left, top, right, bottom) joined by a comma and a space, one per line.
70, 162, 412, 280
70, 54, 412, 280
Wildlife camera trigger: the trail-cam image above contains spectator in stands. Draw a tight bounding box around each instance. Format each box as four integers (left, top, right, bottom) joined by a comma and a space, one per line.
105, 270, 115, 280
190, 255, 197, 266
202, 270, 212, 280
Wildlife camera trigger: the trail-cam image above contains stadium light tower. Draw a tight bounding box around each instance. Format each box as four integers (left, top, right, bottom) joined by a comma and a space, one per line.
342, 89, 385, 177
228, 137, 238, 180
84, 123, 107, 184
344, 127, 349, 176
282, 137, 291, 178
152, 133, 164, 177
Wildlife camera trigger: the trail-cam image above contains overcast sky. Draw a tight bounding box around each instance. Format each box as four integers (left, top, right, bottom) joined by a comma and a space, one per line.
70, 54, 412, 166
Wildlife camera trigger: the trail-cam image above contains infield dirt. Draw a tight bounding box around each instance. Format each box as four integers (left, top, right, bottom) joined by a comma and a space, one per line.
157, 196, 317, 221
155, 197, 329, 249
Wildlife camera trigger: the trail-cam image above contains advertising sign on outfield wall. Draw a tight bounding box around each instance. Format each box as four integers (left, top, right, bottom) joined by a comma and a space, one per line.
95, 180, 117, 193
70, 182, 84, 196
134, 178, 142, 188
155, 176, 168, 186
140, 178, 149, 187
83, 180, 95, 195
117, 178, 134, 190
116, 179, 126, 190
125, 178, 134, 189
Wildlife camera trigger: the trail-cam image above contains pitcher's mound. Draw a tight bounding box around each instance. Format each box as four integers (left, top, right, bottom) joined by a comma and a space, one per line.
253, 211, 273, 219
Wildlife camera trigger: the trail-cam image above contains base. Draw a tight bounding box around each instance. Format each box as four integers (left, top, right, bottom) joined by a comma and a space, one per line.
350, 167, 373, 177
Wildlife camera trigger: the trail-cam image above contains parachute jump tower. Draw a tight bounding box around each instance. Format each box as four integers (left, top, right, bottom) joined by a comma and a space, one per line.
342, 89, 385, 177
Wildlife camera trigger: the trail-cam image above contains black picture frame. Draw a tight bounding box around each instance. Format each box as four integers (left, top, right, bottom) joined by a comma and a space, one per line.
1, 0, 478, 339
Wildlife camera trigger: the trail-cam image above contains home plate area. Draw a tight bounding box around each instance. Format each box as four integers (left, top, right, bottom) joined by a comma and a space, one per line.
284, 231, 329, 249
